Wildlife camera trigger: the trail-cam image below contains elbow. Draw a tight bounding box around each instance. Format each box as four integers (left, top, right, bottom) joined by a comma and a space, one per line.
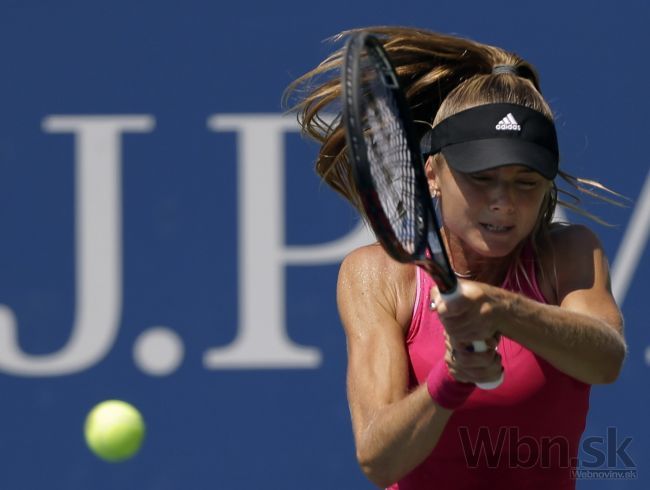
356, 447, 399, 488
596, 343, 627, 385
598, 365, 622, 385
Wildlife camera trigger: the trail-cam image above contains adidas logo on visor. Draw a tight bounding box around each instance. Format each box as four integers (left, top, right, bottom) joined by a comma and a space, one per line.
495, 113, 521, 131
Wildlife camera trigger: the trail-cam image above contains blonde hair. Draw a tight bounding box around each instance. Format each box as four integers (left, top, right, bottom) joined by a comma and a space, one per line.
285, 26, 624, 287
285, 27, 543, 204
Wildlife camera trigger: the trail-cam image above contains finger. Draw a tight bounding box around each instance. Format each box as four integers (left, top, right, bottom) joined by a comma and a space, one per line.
446, 364, 471, 384
485, 334, 501, 350
448, 333, 488, 351
447, 335, 495, 355
453, 349, 498, 368
472, 364, 504, 384
444, 348, 456, 364
443, 332, 454, 351
438, 281, 469, 316
452, 329, 497, 345
454, 362, 503, 385
447, 335, 469, 350
449, 349, 503, 385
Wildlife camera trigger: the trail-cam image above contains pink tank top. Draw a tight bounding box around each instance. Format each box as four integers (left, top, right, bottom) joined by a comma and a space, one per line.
388, 245, 590, 489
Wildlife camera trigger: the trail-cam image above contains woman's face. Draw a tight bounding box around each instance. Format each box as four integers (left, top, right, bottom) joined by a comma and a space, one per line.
429, 160, 550, 259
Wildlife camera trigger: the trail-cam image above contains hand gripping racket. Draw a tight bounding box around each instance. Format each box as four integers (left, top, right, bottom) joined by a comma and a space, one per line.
341, 32, 503, 390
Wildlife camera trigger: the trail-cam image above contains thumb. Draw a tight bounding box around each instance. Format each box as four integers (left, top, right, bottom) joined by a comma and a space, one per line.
436, 281, 467, 316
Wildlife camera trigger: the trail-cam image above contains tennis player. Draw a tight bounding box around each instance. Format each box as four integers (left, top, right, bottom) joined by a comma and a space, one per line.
286, 27, 627, 489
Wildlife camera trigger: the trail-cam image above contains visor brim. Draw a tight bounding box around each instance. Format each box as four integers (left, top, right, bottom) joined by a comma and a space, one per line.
441, 138, 558, 180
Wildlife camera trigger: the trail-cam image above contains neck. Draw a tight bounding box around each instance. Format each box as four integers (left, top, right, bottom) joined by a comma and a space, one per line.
443, 229, 514, 285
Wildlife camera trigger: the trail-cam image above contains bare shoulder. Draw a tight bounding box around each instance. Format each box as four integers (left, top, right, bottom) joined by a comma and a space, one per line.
546, 222, 604, 254
338, 243, 417, 334
540, 223, 612, 303
543, 223, 605, 274
338, 243, 415, 287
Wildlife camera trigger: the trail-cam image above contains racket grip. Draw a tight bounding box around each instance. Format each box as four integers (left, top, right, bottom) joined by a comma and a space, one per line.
439, 289, 504, 390
471, 340, 504, 390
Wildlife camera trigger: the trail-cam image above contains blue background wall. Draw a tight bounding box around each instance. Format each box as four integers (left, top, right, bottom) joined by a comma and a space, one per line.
0, 1, 647, 489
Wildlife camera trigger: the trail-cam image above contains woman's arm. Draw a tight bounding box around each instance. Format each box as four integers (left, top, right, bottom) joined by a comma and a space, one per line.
498, 293, 625, 384
500, 224, 626, 384
337, 245, 452, 487
433, 225, 626, 385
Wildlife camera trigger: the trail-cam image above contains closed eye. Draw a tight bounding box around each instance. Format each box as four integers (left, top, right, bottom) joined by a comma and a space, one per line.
516, 180, 541, 188
470, 174, 493, 183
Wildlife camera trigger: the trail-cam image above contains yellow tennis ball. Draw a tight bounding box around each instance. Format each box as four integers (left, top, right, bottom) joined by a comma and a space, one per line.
84, 400, 145, 462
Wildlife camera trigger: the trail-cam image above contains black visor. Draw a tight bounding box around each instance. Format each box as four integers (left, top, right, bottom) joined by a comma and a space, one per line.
421, 103, 559, 179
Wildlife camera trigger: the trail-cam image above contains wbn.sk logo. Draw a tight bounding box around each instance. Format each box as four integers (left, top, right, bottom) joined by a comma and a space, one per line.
0, 114, 647, 378
459, 426, 637, 480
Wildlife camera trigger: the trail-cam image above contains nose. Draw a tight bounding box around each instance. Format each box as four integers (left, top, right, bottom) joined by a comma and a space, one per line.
489, 183, 516, 214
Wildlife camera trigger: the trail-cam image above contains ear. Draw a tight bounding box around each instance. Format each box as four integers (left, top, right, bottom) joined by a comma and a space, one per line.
424, 156, 440, 196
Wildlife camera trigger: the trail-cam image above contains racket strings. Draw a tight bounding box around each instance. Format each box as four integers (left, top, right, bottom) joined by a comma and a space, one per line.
361, 61, 422, 254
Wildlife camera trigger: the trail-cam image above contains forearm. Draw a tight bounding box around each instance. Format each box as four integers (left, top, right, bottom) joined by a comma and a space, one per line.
499, 292, 627, 384
355, 384, 452, 487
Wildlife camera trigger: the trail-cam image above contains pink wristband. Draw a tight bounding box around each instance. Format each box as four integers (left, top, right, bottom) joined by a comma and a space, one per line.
426, 360, 475, 410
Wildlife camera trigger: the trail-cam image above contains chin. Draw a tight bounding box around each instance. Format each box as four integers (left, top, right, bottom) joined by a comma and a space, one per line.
471, 237, 520, 258
476, 245, 514, 258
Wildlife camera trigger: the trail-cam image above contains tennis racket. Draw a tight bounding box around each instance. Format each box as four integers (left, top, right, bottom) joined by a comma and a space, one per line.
341, 32, 503, 390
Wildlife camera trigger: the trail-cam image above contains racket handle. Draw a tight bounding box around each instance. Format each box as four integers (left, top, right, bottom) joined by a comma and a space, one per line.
440, 288, 504, 390
471, 340, 504, 390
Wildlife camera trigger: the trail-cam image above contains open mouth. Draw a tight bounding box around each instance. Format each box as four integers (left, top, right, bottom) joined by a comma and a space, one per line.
480, 223, 515, 233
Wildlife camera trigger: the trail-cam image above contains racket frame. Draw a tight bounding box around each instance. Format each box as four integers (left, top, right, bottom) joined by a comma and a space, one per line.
342, 32, 504, 390
342, 32, 457, 294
